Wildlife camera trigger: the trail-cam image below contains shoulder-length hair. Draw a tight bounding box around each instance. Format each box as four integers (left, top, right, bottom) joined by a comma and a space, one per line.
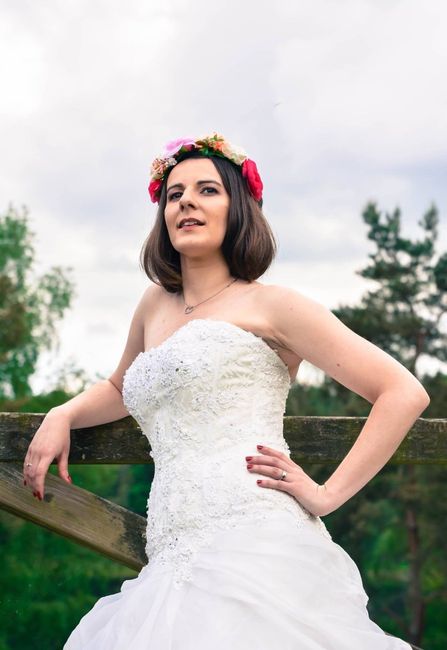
139, 151, 277, 293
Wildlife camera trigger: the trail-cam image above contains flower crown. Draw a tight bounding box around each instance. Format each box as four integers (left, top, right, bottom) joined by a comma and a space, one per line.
148, 132, 263, 204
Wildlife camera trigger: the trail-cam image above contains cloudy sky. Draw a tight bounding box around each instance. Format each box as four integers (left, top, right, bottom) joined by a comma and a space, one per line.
1, 0, 446, 391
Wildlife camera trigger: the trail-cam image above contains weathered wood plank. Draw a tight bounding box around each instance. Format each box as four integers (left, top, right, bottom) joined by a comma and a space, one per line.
0, 412, 150, 464
283, 416, 447, 464
1, 412, 446, 464
0, 462, 147, 571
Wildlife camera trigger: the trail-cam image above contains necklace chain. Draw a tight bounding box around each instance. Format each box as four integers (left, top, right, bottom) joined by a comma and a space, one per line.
184, 278, 238, 314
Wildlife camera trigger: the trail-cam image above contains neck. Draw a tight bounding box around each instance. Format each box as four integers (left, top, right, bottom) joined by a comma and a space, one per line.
179, 255, 235, 306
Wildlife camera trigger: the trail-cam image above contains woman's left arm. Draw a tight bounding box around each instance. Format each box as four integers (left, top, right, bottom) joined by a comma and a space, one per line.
257, 285, 430, 517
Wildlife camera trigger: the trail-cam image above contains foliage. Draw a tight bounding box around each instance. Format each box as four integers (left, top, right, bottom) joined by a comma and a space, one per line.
0, 204, 75, 399
333, 202, 447, 373
286, 201, 447, 649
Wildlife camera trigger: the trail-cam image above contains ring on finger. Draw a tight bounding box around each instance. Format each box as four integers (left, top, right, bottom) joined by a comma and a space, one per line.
279, 469, 287, 481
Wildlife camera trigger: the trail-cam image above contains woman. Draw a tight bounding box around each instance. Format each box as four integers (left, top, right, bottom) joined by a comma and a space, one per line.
23, 133, 429, 648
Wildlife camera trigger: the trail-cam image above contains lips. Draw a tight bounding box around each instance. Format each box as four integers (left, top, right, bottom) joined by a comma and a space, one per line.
178, 218, 205, 228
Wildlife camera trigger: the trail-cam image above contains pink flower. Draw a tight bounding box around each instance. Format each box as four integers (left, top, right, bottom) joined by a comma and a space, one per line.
241, 159, 263, 202
148, 179, 162, 203
162, 137, 196, 158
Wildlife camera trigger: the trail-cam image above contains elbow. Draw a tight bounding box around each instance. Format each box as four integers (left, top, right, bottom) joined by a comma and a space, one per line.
420, 392, 430, 410
412, 385, 430, 412
385, 380, 430, 412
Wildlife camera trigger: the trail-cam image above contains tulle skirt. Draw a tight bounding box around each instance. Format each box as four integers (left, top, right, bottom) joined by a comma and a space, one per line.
64, 511, 411, 649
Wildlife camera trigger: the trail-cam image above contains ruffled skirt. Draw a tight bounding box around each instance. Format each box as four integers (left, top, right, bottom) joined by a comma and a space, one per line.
64, 511, 411, 649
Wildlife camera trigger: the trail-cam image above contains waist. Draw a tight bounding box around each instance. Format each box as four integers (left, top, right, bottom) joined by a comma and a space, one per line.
147, 453, 310, 534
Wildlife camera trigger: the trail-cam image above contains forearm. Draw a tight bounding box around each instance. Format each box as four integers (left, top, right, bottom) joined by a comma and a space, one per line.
49, 379, 129, 429
325, 386, 429, 510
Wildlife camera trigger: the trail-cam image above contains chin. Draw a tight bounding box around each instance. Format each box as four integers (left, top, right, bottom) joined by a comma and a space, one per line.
176, 242, 222, 257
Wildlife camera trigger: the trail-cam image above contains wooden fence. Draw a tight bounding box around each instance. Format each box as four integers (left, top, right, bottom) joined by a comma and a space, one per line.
1, 412, 445, 649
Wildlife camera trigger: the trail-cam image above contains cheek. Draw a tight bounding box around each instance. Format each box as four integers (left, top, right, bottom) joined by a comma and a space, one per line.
216, 201, 229, 225
164, 207, 175, 229
210, 213, 228, 237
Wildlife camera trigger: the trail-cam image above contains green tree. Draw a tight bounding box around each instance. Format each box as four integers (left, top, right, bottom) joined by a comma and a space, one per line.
0, 204, 75, 399
287, 201, 447, 648
0, 204, 153, 648
335, 202, 447, 372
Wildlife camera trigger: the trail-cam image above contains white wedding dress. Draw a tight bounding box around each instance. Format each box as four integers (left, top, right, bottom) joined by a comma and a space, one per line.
64, 318, 411, 649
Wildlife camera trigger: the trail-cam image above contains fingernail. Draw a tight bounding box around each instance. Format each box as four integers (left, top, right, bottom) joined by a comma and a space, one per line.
67, 476, 72, 483
247, 464, 253, 469
257, 445, 263, 450
23, 479, 27, 486
37, 491, 42, 500
257, 480, 262, 484
245, 456, 252, 461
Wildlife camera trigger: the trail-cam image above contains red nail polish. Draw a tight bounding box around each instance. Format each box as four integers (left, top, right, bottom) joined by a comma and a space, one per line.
67, 476, 72, 483
257, 480, 262, 484
247, 464, 253, 469
37, 492, 42, 500
23, 480, 27, 486
245, 456, 252, 461
257, 445, 263, 450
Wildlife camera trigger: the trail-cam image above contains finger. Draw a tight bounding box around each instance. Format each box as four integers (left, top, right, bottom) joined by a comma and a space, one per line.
23, 457, 32, 485
247, 452, 295, 472
57, 451, 72, 483
23, 458, 44, 500
23, 455, 37, 488
246, 455, 280, 468
246, 459, 290, 479
256, 477, 289, 491
256, 445, 294, 466
249, 457, 299, 472
32, 458, 50, 500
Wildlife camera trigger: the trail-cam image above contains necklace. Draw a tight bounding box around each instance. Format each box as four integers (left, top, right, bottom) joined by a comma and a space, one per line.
183, 277, 238, 314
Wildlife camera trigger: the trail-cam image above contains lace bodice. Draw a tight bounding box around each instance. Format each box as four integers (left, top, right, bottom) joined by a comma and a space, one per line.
122, 318, 331, 588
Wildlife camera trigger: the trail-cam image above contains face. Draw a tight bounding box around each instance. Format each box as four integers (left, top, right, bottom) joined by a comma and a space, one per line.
163, 157, 230, 258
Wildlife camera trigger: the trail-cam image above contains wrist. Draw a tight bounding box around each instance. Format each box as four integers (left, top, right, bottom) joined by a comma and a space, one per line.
321, 478, 349, 513
47, 406, 74, 427
316, 481, 343, 516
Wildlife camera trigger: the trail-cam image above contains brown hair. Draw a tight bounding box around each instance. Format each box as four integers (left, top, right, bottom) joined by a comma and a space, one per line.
139, 151, 277, 293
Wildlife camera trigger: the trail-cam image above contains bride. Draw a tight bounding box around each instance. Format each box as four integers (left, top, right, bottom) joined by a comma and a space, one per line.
23, 133, 429, 648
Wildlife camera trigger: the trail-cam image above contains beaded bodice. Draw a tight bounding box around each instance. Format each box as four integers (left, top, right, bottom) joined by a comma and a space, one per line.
122, 318, 330, 588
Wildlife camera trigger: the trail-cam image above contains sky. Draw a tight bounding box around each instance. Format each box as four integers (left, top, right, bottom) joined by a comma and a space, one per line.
1, 0, 446, 391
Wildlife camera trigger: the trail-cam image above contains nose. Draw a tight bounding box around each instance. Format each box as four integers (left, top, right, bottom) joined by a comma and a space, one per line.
179, 186, 197, 210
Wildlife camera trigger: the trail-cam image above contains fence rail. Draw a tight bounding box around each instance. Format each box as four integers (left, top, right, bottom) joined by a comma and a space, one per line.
2, 412, 446, 465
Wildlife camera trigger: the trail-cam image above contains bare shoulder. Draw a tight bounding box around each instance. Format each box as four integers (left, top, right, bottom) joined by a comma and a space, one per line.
137, 283, 168, 322
254, 282, 323, 321
256, 282, 428, 405
253, 281, 326, 348
140, 282, 166, 308
107, 283, 169, 394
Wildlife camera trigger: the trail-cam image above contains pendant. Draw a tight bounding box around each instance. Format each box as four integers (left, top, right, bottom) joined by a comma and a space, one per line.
184, 305, 194, 314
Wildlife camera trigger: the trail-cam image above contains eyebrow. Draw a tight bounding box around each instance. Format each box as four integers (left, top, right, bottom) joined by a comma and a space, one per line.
166, 179, 222, 193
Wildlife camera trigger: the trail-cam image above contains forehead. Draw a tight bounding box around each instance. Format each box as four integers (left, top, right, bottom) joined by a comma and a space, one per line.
167, 157, 221, 184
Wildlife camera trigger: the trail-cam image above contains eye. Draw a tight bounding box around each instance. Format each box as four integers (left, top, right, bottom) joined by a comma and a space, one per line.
167, 186, 218, 201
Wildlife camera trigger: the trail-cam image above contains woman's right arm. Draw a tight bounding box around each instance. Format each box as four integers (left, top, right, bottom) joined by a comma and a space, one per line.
23, 284, 159, 500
